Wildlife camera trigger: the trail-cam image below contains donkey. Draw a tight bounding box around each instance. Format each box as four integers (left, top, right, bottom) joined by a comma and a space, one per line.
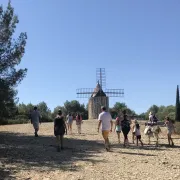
144, 125, 161, 146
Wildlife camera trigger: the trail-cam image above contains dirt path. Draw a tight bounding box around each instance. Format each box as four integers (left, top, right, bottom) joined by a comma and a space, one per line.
0, 120, 180, 180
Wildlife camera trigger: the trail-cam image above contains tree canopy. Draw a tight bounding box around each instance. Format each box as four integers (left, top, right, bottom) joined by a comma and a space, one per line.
0, 1, 27, 119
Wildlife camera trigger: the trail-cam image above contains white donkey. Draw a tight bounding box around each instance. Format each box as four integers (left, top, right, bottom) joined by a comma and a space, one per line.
144, 125, 161, 146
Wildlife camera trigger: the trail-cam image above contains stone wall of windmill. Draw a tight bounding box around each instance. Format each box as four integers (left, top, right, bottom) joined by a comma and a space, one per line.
88, 96, 109, 119
88, 82, 109, 119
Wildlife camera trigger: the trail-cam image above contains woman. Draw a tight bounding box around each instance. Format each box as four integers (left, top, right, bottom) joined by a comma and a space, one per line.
114, 116, 122, 143
76, 113, 82, 134
121, 114, 131, 147
164, 117, 175, 146
66, 112, 73, 134
54, 110, 67, 152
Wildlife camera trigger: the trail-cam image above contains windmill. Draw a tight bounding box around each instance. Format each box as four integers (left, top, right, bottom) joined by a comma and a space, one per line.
76, 68, 124, 119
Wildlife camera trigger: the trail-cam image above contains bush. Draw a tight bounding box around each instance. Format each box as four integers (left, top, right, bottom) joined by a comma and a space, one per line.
7, 119, 29, 125
15, 114, 29, 120
0, 119, 9, 125
41, 116, 53, 122
175, 122, 180, 135
0, 118, 29, 125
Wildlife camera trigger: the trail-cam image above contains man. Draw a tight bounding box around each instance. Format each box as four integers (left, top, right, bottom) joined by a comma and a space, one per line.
30, 106, 41, 137
97, 106, 113, 151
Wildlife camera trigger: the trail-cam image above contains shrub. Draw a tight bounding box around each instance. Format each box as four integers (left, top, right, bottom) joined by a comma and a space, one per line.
175, 122, 180, 135
0, 119, 8, 125
15, 114, 29, 120
7, 119, 29, 125
41, 116, 53, 122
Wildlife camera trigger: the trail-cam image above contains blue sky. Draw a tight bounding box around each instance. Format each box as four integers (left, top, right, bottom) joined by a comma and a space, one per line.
1, 0, 180, 114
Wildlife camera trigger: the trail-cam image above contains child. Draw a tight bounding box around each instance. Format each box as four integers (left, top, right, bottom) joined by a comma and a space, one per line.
164, 117, 175, 146
131, 120, 138, 144
114, 116, 121, 143
135, 123, 143, 146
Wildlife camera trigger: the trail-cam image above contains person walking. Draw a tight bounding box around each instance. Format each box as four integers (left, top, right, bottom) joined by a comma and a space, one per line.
76, 113, 82, 134
66, 112, 73, 134
54, 110, 67, 152
97, 106, 113, 151
164, 117, 175, 147
114, 115, 122, 143
30, 106, 41, 137
121, 113, 131, 147
135, 123, 143, 146
131, 119, 138, 144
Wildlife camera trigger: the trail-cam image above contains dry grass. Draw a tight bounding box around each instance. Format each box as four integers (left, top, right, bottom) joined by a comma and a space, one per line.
0, 120, 180, 180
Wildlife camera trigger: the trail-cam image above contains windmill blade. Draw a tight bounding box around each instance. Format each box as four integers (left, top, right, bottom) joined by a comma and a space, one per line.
76, 88, 94, 98
96, 68, 106, 90
104, 89, 124, 97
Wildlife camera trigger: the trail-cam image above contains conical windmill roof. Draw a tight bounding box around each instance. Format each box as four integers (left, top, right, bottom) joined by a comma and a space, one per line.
91, 81, 106, 97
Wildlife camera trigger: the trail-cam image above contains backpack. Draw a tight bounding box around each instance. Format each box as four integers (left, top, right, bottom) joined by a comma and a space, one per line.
121, 119, 130, 129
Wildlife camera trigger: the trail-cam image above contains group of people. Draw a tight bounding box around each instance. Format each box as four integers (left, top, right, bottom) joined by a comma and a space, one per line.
30, 106, 175, 152
30, 107, 83, 151
97, 106, 143, 151
66, 112, 83, 134
98, 107, 175, 151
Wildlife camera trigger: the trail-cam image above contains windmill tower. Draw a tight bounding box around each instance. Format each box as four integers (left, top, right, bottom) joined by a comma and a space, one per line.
76, 68, 124, 119
88, 81, 109, 119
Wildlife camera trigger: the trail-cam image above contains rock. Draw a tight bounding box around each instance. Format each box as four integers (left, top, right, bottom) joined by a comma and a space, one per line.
162, 161, 168, 165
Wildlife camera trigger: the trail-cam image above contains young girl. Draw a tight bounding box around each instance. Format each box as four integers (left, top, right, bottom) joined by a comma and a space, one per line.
76, 113, 82, 134
54, 110, 67, 152
114, 116, 122, 143
135, 123, 143, 146
131, 120, 138, 144
164, 117, 175, 146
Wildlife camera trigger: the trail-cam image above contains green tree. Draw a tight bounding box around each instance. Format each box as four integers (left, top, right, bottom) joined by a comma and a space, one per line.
37, 102, 52, 122
113, 102, 127, 114
64, 100, 83, 114
145, 105, 159, 119
52, 106, 66, 119
175, 85, 180, 121
0, 1, 27, 120
148, 105, 159, 114
138, 112, 146, 120
112, 102, 136, 117
156, 105, 166, 120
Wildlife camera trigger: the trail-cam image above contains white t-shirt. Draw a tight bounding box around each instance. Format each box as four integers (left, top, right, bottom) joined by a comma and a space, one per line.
98, 111, 112, 131
149, 115, 153, 122
135, 128, 141, 136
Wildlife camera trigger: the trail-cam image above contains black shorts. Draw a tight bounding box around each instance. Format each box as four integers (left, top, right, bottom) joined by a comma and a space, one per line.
116, 131, 121, 133
137, 135, 141, 140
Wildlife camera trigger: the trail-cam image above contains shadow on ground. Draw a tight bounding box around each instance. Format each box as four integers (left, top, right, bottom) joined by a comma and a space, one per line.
0, 132, 106, 179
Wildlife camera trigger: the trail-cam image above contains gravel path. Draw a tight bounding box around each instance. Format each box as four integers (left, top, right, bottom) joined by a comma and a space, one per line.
0, 120, 180, 180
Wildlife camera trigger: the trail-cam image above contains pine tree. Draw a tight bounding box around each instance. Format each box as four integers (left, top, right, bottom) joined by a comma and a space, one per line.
175, 85, 180, 121
0, 1, 27, 119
